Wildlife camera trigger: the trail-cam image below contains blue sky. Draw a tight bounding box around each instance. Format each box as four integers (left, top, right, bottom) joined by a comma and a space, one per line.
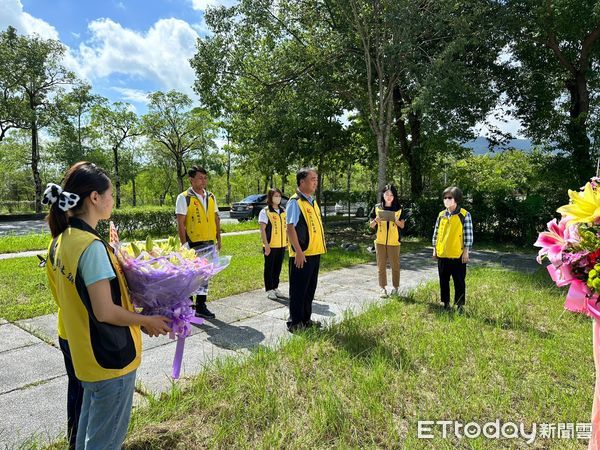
0, 0, 239, 113
0, 0, 523, 137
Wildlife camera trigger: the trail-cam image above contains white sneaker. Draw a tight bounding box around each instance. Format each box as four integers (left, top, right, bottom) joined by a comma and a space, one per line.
379, 288, 388, 298
267, 290, 279, 300
274, 289, 288, 299
390, 288, 399, 296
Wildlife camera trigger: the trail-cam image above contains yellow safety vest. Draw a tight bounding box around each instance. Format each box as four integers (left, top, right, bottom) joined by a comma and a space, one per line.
46, 218, 141, 382
435, 208, 468, 259
374, 205, 403, 246
183, 188, 217, 243
263, 207, 287, 248
288, 192, 327, 257
46, 239, 67, 340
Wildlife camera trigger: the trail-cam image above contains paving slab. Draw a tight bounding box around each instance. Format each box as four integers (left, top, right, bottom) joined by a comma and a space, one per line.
219, 291, 288, 314
0, 318, 7, 325
16, 314, 59, 346
0, 323, 42, 354
0, 342, 64, 395
0, 376, 67, 449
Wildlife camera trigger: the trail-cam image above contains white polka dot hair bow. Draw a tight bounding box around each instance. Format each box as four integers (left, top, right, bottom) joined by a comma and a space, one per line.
41, 183, 80, 212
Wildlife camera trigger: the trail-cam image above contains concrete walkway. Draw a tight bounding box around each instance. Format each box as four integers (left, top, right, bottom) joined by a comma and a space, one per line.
0, 249, 537, 449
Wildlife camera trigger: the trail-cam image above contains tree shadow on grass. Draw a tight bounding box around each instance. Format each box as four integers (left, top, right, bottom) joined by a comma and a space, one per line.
324, 322, 415, 372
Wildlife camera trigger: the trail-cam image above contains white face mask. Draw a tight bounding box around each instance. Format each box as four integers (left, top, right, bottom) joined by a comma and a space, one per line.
272, 196, 282, 205
443, 197, 456, 209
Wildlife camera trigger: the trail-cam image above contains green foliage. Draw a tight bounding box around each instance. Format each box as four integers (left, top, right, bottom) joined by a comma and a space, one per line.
504, 0, 600, 181
405, 150, 573, 244
96, 206, 177, 240
141, 91, 218, 193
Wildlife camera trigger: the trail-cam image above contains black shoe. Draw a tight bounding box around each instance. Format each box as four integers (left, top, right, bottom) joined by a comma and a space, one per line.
287, 322, 306, 333
456, 305, 464, 315
195, 304, 216, 319
304, 319, 322, 329
442, 302, 451, 311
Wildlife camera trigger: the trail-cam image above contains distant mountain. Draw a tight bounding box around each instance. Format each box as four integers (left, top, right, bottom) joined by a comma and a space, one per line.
463, 137, 533, 155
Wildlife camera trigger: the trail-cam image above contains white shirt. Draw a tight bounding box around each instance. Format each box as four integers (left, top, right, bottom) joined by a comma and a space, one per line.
258, 206, 283, 224
175, 189, 219, 216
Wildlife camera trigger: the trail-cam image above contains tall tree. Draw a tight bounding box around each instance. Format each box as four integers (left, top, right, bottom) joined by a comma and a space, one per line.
91, 102, 140, 208
141, 91, 217, 193
1, 26, 75, 212
193, 0, 505, 198
505, 0, 600, 183
50, 83, 106, 167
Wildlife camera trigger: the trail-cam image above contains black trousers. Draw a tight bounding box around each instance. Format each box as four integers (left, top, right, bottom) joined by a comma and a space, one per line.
264, 247, 285, 291
59, 337, 84, 450
288, 255, 321, 326
189, 240, 214, 307
437, 257, 467, 306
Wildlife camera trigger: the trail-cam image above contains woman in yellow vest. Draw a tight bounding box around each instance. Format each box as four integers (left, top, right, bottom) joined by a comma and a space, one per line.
258, 188, 288, 300
369, 184, 407, 297
44, 162, 171, 449
432, 186, 473, 313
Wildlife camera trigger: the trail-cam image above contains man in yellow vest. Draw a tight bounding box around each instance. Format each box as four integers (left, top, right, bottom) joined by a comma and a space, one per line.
176, 166, 221, 319
286, 168, 327, 332
432, 186, 473, 313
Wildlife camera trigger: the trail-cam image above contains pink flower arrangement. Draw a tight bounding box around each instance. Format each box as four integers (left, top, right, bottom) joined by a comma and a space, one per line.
535, 181, 600, 319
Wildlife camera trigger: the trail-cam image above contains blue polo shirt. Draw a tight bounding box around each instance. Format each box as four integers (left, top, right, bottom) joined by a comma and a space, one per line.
286, 191, 314, 226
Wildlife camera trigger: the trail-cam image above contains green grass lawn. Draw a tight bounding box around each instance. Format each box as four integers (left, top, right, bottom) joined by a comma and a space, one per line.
0, 232, 52, 254
0, 232, 382, 321
0, 220, 259, 254
119, 266, 591, 449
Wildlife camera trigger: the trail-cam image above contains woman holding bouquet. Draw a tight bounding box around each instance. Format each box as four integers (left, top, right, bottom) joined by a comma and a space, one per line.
258, 188, 288, 300
44, 161, 171, 450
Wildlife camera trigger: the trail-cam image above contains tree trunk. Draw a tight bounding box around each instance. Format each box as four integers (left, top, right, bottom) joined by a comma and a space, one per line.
113, 146, 122, 209
176, 158, 184, 193
376, 132, 389, 194
407, 112, 424, 198
565, 71, 592, 183
393, 86, 424, 199
31, 118, 42, 213
346, 163, 351, 222
226, 149, 231, 205
132, 176, 137, 207
281, 174, 287, 194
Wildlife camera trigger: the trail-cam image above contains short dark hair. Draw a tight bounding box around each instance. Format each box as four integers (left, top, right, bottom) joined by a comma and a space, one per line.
296, 167, 317, 186
266, 188, 283, 208
188, 166, 207, 178
442, 186, 463, 204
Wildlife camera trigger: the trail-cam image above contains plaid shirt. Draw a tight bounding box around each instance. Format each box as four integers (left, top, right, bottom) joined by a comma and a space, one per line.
432, 209, 473, 249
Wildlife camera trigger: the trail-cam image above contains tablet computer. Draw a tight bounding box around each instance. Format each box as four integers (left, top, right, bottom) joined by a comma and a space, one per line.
377, 210, 397, 222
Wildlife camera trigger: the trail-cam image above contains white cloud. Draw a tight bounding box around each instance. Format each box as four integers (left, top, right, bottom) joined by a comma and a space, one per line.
0, 0, 60, 40
190, 0, 237, 11
111, 87, 150, 104
77, 18, 200, 96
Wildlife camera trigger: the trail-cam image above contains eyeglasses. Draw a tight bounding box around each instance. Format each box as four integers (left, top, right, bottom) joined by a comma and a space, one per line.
443, 196, 453, 200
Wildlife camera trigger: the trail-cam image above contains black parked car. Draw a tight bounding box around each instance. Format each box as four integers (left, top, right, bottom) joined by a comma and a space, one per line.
229, 194, 289, 221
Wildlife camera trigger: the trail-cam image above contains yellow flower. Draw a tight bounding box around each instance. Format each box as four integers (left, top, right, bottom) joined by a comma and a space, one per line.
557, 182, 600, 224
